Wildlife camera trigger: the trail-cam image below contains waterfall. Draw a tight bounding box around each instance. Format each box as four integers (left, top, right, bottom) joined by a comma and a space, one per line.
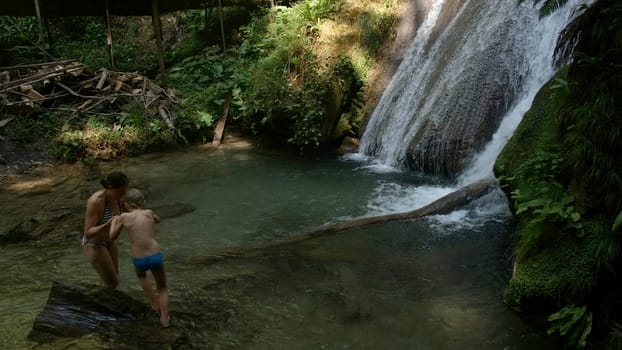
358, 0, 584, 179
343, 0, 588, 223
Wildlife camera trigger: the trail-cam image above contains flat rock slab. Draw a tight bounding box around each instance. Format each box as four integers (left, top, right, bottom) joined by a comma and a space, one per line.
28, 281, 178, 347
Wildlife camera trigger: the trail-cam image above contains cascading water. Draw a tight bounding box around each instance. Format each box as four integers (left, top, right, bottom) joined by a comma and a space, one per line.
357, 0, 584, 179
345, 0, 586, 223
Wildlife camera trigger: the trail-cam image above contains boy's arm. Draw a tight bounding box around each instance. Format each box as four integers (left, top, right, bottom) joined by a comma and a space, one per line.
149, 210, 161, 224
109, 215, 123, 241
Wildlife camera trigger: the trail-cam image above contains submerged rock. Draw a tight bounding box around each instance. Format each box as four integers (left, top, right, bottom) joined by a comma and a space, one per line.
1, 218, 39, 243
153, 201, 195, 219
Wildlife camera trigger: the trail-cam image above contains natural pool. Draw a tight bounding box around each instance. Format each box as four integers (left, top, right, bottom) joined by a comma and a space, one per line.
0, 145, 558, 349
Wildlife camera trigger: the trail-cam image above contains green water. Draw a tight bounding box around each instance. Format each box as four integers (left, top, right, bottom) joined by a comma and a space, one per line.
0, 147, 557, 349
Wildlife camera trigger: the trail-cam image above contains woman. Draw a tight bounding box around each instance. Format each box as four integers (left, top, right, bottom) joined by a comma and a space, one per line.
82, 171, 129, 288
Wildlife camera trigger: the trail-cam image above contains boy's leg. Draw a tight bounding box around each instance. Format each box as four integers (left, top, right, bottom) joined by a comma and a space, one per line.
152, 266, 169, 326
136, 270, 159, 312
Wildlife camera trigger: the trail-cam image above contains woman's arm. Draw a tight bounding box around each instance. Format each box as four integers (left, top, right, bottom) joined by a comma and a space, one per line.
83, 196, 107, 239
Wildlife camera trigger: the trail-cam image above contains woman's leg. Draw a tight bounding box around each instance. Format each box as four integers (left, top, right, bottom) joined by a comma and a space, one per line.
82, 244, 119, 288
152, 267, 169, 326
108, 240, 120, 275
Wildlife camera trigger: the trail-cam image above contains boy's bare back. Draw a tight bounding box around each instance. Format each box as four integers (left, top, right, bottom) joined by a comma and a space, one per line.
111, 209, 161, 258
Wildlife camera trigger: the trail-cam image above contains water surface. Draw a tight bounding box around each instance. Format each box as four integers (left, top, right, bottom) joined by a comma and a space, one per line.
0, 147, 557, 349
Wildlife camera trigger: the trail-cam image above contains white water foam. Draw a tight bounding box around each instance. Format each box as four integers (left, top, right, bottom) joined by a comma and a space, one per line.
343, 0, 587, 229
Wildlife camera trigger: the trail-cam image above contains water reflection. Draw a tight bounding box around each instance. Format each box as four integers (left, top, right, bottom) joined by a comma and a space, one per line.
0, 147, 556, 349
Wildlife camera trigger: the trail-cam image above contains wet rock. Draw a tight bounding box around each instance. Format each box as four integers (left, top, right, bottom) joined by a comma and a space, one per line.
337, 136, 359, 154
28, 281, 177, 347
1, 217, 39, 243
153, 201, 195, 219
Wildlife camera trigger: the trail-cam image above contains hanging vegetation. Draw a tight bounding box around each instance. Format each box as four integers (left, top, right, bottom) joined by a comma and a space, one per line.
496, 0, 622, 348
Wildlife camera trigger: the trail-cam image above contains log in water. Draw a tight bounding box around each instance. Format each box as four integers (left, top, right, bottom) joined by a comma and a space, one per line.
192, 177, 499, 262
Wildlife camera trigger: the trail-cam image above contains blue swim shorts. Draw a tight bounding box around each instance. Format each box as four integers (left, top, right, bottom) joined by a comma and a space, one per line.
132, 251, 164, 273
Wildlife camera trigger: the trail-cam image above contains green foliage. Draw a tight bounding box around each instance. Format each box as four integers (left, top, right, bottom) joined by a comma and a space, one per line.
503, 150, 583, 259
34, 102, 193, 161
1, 0, 396, 157
518, 0, 571, 18
170, 7, 252, 61
504, 234, 597, 307
554, 0, 622, 230
500, 3, 622, 348
51, 17, 159, 72
4, 113, 63, 143
231, 1, 346, 149
51, 129, 85, 162
357, 9, 398, 57
614, 212, 622, 231
0, 17, 38, 42
589, 219, 620, 271
547, 304, 592, 349
0, 17, 41, 65
297, 0, 338, 23
167, 46, 236, 141
559, 76, 621, 217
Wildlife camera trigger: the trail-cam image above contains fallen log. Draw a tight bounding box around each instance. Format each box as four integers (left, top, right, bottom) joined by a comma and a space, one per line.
212, 93, 232, 145
192, 177, 500, 262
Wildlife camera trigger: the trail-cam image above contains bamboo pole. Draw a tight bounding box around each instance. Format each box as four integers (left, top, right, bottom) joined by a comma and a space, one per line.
218, 0, 227, 54
204, 4, 209, 38
207, 0, 216, 31
0, 59, 79, 71
104, 0, 116, 70
33, 0, 46, 61
151, 0, 166, 85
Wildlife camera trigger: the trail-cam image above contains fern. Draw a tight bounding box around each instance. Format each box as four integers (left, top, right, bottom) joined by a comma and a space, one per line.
613, 212, 622, 231
547, 304, 592, 349
518, 0, 571, 18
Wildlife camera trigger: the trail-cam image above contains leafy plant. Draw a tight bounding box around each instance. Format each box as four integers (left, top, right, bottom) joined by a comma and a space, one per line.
357, 8, 398, 56
547, 304, 592, 349
167, 45, 236, 141
504, 150, 583, 259
297, 0, 338, 23
51, 130, 85, 161
614, 212, 622, 231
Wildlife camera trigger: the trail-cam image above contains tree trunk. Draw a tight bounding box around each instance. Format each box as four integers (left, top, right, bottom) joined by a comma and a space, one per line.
192, 177, 500, 262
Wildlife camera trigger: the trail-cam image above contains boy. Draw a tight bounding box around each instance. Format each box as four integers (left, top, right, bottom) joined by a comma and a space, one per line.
110, 188, 170, 327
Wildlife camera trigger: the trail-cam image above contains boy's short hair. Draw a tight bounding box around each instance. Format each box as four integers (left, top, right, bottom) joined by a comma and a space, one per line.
124, 188, 145, 208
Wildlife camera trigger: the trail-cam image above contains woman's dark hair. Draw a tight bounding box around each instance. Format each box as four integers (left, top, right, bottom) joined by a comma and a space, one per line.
101, 171, 129, 189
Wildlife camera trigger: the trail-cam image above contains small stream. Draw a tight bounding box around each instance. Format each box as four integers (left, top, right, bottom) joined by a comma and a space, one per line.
0, 146, 558, 349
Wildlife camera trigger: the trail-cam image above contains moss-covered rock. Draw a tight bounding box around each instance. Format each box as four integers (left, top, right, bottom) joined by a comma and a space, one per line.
494, 66, 601, 310
494, 66, 567, 195
503, 233, 598, 310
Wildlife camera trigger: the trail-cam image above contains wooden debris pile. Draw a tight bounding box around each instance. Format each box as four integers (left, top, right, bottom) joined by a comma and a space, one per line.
0, 59, 178, 128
